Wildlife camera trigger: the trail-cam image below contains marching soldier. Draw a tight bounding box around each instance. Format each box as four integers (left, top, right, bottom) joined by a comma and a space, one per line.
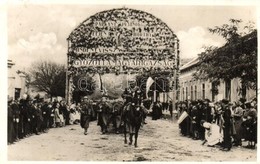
80, 96, 94, 135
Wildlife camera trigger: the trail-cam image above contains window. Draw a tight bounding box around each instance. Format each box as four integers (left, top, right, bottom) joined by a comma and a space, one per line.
15, 88, 21, 100
202, 83, 205, 99
211, 82, 217, 102
194, 85, 197, 100
186, 87, 188, 100
182, 88, 185, 101
225, 79, 231, 100
191, 86, 193, 100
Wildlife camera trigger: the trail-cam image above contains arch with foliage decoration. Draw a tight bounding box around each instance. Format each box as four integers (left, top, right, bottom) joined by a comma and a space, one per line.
66, 8, 180, 103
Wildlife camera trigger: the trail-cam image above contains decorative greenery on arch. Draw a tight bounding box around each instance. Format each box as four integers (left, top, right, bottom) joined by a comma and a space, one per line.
67, 8, 179, 75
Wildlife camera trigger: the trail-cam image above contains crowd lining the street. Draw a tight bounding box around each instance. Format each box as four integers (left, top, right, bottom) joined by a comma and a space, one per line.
7, 96, 83, 144
7, 94, 257, 152
175, 98, 257, 151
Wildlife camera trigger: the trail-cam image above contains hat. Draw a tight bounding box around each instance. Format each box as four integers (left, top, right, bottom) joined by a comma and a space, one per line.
239, 98, 246, 103
245, 101, 251, 107
221, 99, 229, 104
197, 99, 204, 104
191, 101, 198, 106
228, 102, 233, 106
83, 96, 88, 99
8, 97, 13, 103
204, 99, 210, 103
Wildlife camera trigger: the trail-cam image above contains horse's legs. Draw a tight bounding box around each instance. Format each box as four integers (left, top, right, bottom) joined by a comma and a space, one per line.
129, 133, 133, 145
115, 116, 120, 134
124, 122, 127, 144
134, 125, 140, 147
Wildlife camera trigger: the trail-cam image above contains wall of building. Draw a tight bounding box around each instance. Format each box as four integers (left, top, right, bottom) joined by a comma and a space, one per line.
8, 60, 26, 100
179, 67, 256, 103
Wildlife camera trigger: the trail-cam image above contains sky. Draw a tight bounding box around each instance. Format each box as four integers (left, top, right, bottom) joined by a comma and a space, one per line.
7, 4, 257, 70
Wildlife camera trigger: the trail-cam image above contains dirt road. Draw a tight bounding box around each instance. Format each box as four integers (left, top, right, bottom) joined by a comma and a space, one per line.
8, 116, 257, 161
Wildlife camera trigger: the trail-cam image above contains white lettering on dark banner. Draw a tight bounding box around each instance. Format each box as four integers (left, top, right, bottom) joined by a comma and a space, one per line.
73, 58, 174, 68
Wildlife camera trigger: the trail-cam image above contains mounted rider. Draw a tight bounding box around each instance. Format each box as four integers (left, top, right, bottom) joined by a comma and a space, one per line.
122, 86, 148, 124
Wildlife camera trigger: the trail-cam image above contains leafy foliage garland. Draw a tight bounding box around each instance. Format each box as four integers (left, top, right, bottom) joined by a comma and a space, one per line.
67, 8, 178, 75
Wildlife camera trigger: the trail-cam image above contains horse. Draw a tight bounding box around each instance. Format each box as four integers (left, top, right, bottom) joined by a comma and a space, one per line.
123, 103, 144, 147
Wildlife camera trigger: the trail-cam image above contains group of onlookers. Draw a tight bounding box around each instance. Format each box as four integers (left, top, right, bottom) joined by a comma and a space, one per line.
149, 100, 173, 120
176, 98, 257, 151
7, 96, 81, 144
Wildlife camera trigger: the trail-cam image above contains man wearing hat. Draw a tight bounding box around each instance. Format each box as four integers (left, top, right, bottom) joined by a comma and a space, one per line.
8, 97, 15, 144
11, 99, 20, 141
80, 96, 94, 135
220, 99, 232, 151
203, 99, 213, 123
121, 88, 133, 107
190, 101, 199, 139
197, 100, 205, 140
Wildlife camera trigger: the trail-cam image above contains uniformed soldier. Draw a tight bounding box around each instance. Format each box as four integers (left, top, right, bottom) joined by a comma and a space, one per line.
121, 88, 133, 107
80, 96, 94, 135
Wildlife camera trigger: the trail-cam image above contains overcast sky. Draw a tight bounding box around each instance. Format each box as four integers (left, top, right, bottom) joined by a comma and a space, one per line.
7, 4, 256, 70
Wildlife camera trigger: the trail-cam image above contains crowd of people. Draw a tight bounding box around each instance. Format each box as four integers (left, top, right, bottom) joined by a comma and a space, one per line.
8, 92, 257, 152
7, 96, 82, 145
176, 98, 257, 151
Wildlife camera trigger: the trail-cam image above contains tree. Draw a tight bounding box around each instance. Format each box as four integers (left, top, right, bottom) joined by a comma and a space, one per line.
29, 60, 66, 98
194, 19, 257, 97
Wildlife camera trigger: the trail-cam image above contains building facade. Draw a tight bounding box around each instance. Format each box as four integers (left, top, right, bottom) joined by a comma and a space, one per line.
179, 58, 256, 103
8, 60, 27, 100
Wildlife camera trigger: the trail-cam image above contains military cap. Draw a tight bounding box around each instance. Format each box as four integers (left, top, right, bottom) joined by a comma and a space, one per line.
221, 99, 229, 104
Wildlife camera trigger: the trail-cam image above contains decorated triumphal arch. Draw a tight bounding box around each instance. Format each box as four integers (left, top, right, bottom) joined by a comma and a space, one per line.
66, 8, 180, 104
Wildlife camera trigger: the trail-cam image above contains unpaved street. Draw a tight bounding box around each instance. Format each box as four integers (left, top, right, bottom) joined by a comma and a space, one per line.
8, 116, 257, 161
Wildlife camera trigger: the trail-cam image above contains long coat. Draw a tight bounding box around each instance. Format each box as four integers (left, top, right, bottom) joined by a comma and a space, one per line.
80, 102, 93, 129
8, 104, 15, 143
222, 106, 232, 149
233, 106, 244, 140
54, 108, 60, 123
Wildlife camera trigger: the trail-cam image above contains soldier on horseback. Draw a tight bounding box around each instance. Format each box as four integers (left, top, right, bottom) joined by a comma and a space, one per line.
121, 85, 148, 147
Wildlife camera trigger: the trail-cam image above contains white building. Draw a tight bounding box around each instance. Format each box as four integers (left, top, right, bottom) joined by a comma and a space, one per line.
8, 60, 27, 100
179, 58, 256, 103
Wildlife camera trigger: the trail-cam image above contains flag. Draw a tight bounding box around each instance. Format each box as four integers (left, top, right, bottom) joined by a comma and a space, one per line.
177, 111, 189, 124
146, 77, 154, 98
